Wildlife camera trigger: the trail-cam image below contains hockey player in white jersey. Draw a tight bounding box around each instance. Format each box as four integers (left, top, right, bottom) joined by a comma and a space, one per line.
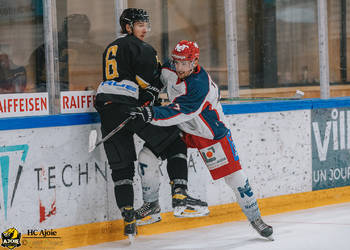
128, 40, 273, 240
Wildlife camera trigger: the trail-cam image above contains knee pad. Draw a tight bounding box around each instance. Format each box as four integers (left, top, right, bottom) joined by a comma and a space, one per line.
138, 146, 160, 177
138, 146, 161, 202
111, 162, 135, 183
162, 136, 187, 160
224, 170, 247, 190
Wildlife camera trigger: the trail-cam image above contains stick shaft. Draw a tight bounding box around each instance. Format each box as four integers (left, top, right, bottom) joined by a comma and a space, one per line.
95, 116, 132, 147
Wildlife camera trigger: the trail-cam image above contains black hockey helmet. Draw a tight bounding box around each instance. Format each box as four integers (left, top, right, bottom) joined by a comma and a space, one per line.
120, 8, 149, 34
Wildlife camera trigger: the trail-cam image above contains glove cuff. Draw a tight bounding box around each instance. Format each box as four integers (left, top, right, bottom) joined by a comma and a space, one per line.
144, 106, 153, 123
146, 85, 160, 93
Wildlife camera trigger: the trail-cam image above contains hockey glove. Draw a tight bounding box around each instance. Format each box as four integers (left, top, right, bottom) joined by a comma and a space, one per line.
128, 106, 153, 123
138, 86, 160, 107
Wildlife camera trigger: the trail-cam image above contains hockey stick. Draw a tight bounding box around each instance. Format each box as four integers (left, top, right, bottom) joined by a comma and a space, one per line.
88, 116, 132, 153
220, 90, 305, 101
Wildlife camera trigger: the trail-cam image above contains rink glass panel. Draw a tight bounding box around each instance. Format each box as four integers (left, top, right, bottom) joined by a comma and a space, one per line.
55, 0, 115, 91
0, 0, 44, 93
1, 1, 350, 115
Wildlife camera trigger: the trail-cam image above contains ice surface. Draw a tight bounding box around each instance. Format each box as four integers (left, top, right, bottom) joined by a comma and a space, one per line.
71, 202, 350, 250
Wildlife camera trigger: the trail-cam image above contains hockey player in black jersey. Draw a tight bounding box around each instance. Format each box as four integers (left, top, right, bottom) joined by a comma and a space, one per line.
94, 8, 207, 241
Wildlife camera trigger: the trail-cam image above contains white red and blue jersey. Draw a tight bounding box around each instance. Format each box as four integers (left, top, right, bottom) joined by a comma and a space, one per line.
151, 61, 229, 140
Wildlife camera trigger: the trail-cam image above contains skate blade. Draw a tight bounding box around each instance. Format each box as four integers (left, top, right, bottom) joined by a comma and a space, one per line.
136, 214, 161, 226
128, 234, 135, 244
174, 207, 209, 218
174, 206, 209, 218
173, 206, 186, 217
266, 235, 274, 241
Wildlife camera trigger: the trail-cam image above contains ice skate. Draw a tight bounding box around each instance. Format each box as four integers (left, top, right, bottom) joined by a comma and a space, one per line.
121, 206, 137, 243
135, 201, 162, 226
172, 187, 209, 218
250, 217, 274, 241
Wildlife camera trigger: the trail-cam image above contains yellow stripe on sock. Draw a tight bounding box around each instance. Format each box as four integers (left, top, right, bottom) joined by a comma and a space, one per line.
125, 219, 136, 225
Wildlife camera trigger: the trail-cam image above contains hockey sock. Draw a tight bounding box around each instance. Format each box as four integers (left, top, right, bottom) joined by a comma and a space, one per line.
171, 179, 188, 191
165, 137, 188, 189
167, 155, 188, 190
111, 166, 134, 209
114, 181, 134, 209
224, 170, 261, 222
138, 146, 161, 203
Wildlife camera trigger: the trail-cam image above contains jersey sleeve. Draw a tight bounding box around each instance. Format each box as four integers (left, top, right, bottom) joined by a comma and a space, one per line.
133, 44, 163, 90
151, 77, 209, 126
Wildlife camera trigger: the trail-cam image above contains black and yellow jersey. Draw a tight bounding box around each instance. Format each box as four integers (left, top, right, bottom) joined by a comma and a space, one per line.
96, 34, 162, 105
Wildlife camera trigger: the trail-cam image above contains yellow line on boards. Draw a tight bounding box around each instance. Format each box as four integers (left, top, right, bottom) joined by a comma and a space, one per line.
19, 186, 350, 250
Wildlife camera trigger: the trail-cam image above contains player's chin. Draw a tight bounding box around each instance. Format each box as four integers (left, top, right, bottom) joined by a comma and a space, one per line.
176, 72, 186, 79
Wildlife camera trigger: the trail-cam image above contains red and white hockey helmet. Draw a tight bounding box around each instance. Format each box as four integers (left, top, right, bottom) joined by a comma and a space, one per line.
171, 40, 200, 61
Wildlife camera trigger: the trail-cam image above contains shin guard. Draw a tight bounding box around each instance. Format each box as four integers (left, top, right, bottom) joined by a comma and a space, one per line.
224, 170, 261, 222
138, 146, 161, 203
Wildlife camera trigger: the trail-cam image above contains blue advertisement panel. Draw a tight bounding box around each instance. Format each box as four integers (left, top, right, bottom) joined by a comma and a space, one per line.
312, 108, 350, 190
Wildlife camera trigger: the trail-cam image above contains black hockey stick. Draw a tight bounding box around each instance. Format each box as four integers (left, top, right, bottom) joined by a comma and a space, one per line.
220, 90, 305, 101
88, 116, 132, 153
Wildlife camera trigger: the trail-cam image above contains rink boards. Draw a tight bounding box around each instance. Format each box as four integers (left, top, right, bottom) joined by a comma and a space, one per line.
1, 96, 350, 249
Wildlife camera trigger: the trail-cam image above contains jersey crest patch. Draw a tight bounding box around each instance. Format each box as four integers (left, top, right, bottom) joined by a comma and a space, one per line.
199, 142, 228, 170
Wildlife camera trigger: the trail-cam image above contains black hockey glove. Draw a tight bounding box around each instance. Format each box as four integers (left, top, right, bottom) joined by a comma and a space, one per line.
127, 106, 154, 123
153, 98, 162, 107
138, 86, 160, 107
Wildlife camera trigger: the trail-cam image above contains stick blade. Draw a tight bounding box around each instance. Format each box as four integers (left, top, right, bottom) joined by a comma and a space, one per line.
88, 130, 97, 153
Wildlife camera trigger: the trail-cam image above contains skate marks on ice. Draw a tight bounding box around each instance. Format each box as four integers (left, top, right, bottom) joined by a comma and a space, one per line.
71, 202, 350, 250
70, 221, 270, 250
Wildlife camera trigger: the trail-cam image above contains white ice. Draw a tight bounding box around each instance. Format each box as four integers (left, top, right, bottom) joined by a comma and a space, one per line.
71, 202, 350, 250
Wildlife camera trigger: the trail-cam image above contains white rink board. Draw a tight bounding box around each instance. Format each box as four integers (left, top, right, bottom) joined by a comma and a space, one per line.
0, 109, 311, 232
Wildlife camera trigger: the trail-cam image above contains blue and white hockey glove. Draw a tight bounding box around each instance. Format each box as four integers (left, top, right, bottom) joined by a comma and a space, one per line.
127, 106, 153, 123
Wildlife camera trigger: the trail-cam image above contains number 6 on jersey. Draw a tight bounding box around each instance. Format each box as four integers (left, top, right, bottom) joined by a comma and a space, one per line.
105, 45, 119, 79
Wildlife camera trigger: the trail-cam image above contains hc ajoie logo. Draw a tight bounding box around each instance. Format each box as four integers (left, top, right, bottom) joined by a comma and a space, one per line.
0, 145, 29, 220
26, 229, 58, 238
1, 228, 21, 249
